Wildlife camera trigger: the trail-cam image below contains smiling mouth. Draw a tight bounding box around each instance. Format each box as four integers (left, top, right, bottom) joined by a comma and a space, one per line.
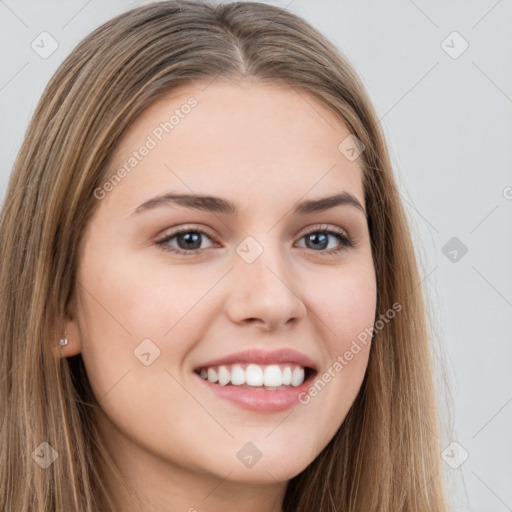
194, 362, 316, 390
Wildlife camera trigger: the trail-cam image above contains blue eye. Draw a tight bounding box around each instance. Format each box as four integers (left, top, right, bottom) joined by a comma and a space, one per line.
155, 226, 354, 256
296, 229, 354, 253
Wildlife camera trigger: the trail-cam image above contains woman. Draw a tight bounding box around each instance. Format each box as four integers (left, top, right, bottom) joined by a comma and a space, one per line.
0, 1, 447, 510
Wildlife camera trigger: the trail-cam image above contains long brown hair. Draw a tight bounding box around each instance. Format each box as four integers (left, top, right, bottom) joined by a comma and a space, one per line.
0, 1, 447, 510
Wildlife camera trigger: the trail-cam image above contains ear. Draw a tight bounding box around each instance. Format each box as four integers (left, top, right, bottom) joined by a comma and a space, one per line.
52, 293, 83, 358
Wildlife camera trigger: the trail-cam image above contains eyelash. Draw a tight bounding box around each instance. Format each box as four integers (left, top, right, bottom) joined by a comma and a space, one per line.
154, 224, 355, 256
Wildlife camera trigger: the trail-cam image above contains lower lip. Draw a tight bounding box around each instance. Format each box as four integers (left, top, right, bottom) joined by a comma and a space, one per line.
193, 371, 316, 412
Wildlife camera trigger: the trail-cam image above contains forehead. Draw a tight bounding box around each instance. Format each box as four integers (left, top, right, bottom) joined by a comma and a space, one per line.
104, 78, 365, 215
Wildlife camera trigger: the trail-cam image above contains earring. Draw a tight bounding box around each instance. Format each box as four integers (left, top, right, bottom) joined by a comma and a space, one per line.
59, 332, 68, 346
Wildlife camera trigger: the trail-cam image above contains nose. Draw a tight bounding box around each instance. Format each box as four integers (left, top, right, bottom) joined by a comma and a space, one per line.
225, 243, 307, 331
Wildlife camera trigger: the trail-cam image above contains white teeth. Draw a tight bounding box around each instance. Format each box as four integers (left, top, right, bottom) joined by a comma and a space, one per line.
218, 365, 230, 386
263, 365, 283, 387
198, 363, 307, 388
207, 368, 217, 383
291, 367, 305, 387
246, 363, 264, 386
230, 364, 246, 385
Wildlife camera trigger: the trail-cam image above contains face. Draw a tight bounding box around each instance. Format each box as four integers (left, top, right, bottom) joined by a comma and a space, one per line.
65, 78, 376, 499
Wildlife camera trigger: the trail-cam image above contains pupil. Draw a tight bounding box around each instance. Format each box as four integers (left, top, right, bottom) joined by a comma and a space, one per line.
307, 233, 327, 250
179, 232, 201, 250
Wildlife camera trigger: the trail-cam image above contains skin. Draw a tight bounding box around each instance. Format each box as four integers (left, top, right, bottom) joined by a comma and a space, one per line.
60, 77, 377, 512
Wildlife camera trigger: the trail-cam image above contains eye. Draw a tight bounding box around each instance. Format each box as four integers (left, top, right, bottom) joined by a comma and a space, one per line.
155, 224, 354, 256
155, 226, 216, 255
295, 226, 354, 255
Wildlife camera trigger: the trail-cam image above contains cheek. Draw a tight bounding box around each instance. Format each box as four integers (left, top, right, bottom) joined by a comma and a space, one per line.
78, 247, 218, 340
293, 259, 376, 435
75, 253, 210, 450
306, 259, 377, 349
75, 249, 227, 398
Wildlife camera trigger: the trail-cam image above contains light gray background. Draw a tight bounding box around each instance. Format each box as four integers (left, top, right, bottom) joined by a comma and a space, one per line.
1, 1, 511, 510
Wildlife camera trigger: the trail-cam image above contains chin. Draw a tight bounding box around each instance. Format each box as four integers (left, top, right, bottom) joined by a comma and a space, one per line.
218, 452, 314, 485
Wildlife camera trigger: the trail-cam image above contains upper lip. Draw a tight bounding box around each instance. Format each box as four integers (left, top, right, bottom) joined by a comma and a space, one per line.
194, 348, 317, 371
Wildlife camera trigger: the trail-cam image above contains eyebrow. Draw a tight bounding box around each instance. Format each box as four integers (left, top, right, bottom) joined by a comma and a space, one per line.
132, 191, 366, 217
